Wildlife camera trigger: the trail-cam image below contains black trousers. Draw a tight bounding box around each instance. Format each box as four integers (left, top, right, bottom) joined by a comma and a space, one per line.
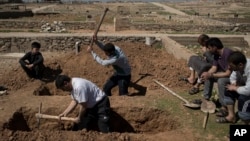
20, 63, 44, 79
76, 96, 110, 133
103, 74, 131, 96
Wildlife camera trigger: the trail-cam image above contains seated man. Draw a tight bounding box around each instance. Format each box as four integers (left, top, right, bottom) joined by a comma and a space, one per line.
19, 41, 44, 79
198, 38, 232, 110
217, 51, 250, 124
180, 34, 213, 95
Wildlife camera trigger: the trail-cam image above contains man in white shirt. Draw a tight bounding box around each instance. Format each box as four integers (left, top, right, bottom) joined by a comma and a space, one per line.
217, 51, 250, 124
55, 75, 110, 132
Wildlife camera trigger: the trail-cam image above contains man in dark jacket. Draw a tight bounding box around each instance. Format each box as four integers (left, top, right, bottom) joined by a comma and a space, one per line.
19, 41, 44, 79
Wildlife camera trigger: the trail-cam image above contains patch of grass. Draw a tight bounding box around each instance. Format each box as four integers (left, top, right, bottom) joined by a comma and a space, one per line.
157, 11, 175, 16
150, 90, 232, 141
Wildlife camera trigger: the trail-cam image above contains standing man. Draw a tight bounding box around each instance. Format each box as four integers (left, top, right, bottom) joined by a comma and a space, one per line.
55, 75, 110, 133
19, 40, 44, 79
87, 36, 131, 96
217, 51, 250, 124
199, 38, 233, 115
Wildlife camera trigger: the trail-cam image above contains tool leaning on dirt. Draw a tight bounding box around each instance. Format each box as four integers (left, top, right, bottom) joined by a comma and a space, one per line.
153, 79, 200, 108
200, 99, 216, 129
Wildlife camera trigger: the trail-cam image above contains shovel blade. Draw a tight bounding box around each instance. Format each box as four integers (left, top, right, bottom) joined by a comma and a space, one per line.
183, 103, 201, 109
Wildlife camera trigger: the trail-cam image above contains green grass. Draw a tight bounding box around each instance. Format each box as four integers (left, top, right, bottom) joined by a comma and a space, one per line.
152, 95, 231, 140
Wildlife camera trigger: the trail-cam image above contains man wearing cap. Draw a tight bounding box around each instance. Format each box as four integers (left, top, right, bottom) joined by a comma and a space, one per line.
87, 36, 131, 96
19, 41, 45, 79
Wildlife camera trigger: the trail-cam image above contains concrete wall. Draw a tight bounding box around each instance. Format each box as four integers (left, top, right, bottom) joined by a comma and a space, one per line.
0, 10, 33, 19
0, 20, 96, 30
1, 18, 249, 33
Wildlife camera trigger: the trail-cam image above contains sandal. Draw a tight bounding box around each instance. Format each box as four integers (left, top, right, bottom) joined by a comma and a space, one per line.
178, 77, 189, 83
216, 109, 228, 117
216, 117, 235, 123
189, 87, 199, 95
179, 77, 198, 85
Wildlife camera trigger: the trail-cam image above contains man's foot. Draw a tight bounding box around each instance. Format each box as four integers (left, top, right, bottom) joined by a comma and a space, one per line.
179, 77, 197, 84
216, 116, 235, 123
216, 109, 228, 117
188, 87, 199, 95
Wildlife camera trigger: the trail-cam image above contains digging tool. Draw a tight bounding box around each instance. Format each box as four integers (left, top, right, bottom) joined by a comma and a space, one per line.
153, 79, 200, 109
89, 8, 109, 47
200, 99, 216, 129
35, 103, 75, 127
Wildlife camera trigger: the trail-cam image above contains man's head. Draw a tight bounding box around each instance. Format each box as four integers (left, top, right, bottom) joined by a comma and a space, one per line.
198, 34, 209, 47
31, 41, 41, 54
55, 75, 73, 92
228, 51, 247, 71
205, 37, 224, 55
103, 43, 115, 56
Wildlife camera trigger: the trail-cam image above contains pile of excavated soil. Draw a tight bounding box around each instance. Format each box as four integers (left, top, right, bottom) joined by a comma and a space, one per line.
0, 41, 196, 141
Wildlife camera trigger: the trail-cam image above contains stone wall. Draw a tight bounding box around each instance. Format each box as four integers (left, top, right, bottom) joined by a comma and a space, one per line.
0, 10, 33, 19
0, 20, 96, 31
0, 36, 158, 53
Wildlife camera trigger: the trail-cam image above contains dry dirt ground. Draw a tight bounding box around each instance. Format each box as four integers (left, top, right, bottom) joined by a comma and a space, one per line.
0, 41, 200, 141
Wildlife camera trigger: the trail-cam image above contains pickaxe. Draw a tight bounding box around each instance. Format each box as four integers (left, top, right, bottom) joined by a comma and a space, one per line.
35, 102, 75, 128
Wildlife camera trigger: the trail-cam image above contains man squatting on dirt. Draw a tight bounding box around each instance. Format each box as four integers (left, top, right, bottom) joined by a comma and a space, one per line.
217, 51, 250, 124
87, 36, 131, 96
200, 38, 232, 109
19, 41, 45, 79
55, 75, 110, 133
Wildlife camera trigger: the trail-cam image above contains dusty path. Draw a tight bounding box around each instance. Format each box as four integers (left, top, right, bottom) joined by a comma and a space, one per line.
151, 2, 187, 16
32, 4, 58, 13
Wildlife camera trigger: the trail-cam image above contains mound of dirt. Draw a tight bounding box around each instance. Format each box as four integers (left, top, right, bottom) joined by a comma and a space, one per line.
0, 41, 194, 141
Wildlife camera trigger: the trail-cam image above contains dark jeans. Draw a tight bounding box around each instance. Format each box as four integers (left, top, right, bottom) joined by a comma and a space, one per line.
203, 77, 230, 105
20, 63, 44, 79
103, 74, 131, 96
76, 96, 110, 133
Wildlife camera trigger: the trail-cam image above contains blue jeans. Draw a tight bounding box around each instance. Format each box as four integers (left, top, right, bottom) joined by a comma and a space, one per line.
203, 77, 230, 105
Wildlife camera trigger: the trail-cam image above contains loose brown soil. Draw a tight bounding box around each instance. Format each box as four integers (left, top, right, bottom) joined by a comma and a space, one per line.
0, 41, 199, 141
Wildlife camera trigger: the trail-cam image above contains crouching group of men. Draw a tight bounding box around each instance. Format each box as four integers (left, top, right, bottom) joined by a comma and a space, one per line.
183, 34, 250, 125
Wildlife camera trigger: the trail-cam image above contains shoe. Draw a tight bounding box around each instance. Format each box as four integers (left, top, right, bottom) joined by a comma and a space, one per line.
189, 87, 199, 95
216, 109, 228, 117
216, 117, 235, 123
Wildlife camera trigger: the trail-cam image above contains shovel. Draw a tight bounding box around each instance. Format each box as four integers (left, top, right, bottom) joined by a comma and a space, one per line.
200, 99, 216, 129
153, 79, 200, 109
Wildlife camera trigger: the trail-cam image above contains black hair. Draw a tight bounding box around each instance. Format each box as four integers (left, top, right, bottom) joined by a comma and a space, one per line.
228, 51, 247, 65
205, 37, 224, 49
31, 41, 41, 49
55, 75, 71, 88
103, 43, 115, 53
198, 34, 209, 46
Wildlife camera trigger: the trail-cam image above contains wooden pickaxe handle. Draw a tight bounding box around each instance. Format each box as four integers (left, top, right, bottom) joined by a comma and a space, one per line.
90, 8, 109, 47
35, 113, 75, 121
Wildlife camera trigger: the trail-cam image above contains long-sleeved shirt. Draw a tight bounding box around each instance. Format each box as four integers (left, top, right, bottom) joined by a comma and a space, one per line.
91, 41, 131, 76
230, 59, 250, 96
19, 51, 44, 66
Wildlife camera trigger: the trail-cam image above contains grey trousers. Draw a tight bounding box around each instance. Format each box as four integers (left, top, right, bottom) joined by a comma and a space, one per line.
203, 77, 230, 106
